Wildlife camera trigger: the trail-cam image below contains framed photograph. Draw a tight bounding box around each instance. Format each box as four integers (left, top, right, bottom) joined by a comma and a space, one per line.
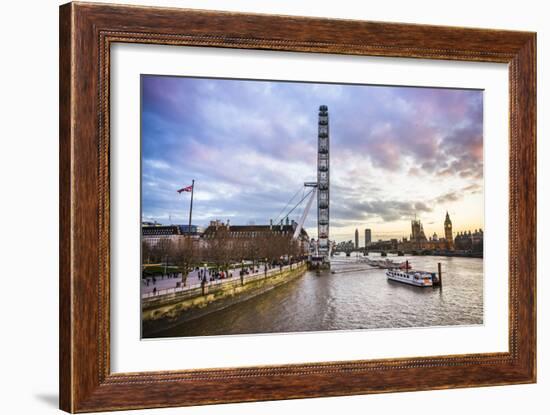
59, 2, 536, 412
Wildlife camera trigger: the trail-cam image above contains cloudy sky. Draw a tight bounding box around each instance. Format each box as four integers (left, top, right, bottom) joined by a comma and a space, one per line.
141, 75, 483, 243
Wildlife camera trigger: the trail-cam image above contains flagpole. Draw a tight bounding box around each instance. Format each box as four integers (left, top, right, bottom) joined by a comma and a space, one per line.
188, 179, 195, 234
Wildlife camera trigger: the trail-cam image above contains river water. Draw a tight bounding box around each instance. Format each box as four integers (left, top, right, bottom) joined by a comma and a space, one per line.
154, 253, 483, 338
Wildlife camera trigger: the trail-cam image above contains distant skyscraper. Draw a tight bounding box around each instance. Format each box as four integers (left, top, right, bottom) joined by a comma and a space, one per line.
365, 228, 372, 246
355, 228, 359, 248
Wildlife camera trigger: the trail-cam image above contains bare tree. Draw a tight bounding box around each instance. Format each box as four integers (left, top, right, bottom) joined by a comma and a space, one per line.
206, 226, 233, 274
147, 238, 172, 264
170, 237, 197, 287
141, 239, 152, 265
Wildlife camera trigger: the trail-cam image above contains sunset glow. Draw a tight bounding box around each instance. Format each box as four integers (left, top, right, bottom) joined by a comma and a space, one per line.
141, 75, 483, 242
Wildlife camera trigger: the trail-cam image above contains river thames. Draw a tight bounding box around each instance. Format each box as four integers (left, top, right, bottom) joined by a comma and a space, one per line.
154, 253, 483, 338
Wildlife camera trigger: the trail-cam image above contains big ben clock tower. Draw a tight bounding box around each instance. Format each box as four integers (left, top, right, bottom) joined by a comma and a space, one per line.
444, 211, 454, 250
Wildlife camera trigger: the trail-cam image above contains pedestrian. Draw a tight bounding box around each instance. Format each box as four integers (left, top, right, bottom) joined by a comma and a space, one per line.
153, 287, 157, 295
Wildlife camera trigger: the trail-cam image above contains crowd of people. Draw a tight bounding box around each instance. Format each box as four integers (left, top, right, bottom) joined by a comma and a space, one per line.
143, 272, 181, 287
197, 267, 233, 283
143, 258, 306, 295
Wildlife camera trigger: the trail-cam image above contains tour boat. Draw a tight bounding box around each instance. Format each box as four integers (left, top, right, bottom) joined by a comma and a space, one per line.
366, 258, 412, 270
386, 268, 436, 287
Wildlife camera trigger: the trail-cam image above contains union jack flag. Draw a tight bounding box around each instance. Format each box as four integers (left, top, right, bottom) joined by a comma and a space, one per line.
177, 184, 193, 193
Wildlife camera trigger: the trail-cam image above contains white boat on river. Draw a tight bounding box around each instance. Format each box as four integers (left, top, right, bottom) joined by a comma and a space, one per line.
386, 269, 437, 287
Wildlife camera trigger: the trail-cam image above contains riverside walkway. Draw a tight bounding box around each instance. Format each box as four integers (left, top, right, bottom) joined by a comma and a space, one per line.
141, 262, 304, 298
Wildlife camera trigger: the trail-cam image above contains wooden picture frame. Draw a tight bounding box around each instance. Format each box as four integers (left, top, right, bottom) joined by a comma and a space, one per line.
59, 2, 536, 412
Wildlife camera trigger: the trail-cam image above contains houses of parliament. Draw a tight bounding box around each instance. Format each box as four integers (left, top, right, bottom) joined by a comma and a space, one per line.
403, 211, 483, 253
357, 211, 483, 254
